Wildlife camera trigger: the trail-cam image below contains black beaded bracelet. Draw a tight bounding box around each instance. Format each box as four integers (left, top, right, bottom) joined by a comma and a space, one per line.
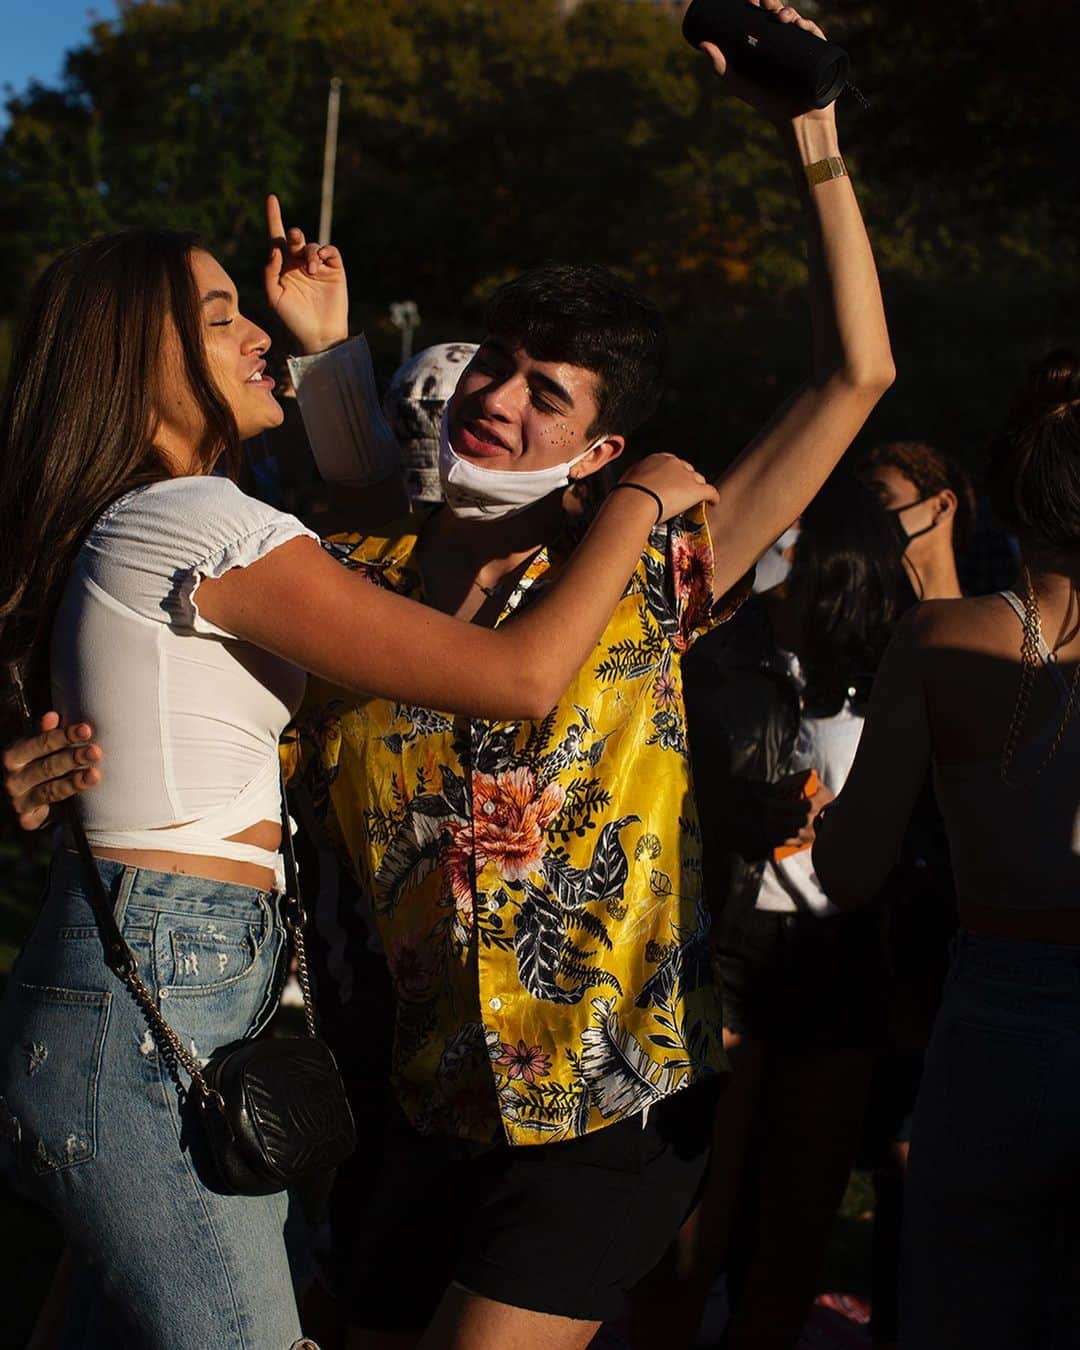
610, 481, 664, 525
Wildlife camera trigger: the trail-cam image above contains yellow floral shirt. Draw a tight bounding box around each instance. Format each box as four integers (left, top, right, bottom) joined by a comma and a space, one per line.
298, 505, 745, 1146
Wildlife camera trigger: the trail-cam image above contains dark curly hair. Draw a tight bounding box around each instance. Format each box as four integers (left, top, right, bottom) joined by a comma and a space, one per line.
860, 439, 977, 553
484, 263, 667, 439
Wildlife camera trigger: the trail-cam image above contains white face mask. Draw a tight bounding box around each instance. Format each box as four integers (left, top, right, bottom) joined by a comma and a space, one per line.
438, 410, 603, 521
752, 525, 800, 594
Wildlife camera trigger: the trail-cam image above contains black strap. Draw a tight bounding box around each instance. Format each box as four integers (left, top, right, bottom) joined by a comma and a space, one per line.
278, 767, 303, 918
67, 801, 139, 979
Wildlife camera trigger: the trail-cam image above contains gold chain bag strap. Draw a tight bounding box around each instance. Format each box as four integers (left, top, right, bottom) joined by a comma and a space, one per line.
67, 778, 356, 1196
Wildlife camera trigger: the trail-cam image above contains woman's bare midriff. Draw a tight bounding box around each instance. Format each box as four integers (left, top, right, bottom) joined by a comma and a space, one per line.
959, 901, 1080, 946
92, 818, 281, 892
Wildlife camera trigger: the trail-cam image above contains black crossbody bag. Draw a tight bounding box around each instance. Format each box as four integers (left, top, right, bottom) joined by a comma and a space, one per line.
67, 780, 356, 1196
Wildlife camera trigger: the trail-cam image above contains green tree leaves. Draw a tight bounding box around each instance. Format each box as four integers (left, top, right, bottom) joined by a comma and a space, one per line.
0, 0, 1074, 462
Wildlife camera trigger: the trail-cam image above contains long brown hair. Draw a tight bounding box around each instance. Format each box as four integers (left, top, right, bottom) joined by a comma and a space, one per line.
0, 229, 241, 705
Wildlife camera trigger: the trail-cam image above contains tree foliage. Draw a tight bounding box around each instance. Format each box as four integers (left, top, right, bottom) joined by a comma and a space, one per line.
0, 0, 1075, 465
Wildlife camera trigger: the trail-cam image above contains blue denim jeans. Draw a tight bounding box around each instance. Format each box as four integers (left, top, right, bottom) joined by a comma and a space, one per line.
0, 851, 316, 1349
901, 931, 1080, 1350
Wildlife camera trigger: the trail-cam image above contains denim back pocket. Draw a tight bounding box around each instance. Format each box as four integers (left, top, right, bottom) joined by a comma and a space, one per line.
0, 983, 111, 1176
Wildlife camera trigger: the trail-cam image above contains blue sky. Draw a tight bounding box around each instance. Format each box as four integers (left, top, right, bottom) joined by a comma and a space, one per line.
1, 1, 120, 123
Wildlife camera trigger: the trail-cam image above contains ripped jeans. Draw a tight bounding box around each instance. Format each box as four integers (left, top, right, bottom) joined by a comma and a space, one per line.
0, 850, 315, 1350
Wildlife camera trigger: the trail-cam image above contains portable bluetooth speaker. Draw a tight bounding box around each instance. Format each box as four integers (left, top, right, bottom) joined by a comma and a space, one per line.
683, 0, 850, 109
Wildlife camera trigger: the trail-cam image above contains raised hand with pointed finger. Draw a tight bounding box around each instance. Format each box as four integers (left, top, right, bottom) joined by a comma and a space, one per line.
263, 193, 349, 357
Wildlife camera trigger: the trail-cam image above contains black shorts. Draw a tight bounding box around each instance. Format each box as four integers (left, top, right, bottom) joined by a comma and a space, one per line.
715, 904, 886, 1049
338, 1079, 719, 1329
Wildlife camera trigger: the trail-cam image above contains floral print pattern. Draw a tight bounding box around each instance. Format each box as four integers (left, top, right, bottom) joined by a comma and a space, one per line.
299, 506, 747, 1145
496, 1040, 552, 1085
468, 767, 565, 881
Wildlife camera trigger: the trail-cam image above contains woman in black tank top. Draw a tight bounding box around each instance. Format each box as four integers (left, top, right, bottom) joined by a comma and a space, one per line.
814, 349, 1080, 1350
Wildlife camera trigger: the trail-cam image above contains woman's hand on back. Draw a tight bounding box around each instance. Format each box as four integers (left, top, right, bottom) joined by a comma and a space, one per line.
620, 453, 720, 523
264, 194, 349, 357
2, 712, 102, 831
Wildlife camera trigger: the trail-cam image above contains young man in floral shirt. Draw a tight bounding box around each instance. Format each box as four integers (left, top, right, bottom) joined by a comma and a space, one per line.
7, 6, 894, 1344
285, 7, 891, 1338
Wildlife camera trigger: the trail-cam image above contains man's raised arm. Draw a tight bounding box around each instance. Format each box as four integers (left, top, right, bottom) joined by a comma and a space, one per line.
700, 1, 894, 599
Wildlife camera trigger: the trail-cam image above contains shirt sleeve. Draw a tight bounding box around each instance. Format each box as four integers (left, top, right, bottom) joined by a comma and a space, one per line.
288, 337, 403, 487
84, 476, 320, 639
641, 504, 751, 653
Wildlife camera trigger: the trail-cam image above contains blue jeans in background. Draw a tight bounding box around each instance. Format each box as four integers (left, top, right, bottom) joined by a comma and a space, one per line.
901, 930, 1080, 1350
0, 851, 316, 1349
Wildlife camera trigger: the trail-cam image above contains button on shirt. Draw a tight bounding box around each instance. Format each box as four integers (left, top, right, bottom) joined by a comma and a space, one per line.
298, 505, 746, 1145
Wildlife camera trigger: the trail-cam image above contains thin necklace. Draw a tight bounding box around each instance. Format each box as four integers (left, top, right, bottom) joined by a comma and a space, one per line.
471, 576, 507, 601
999, 566, 1080, 786
471, 547, 544, 603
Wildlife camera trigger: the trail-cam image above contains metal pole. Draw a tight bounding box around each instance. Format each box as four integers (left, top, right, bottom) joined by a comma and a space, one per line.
318, 77, 342, 243
389, 301, 420, 364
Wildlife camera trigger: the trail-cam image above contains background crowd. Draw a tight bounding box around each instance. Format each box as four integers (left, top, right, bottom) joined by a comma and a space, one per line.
0, 2, 1076, 1348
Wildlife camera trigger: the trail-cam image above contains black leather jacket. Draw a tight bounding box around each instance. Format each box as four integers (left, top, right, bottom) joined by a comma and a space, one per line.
686, 596, 956, 1045
684, 596, 801, 924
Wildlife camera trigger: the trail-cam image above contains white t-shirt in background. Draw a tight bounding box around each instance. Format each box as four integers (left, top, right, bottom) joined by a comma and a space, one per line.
755, 650, 866, 918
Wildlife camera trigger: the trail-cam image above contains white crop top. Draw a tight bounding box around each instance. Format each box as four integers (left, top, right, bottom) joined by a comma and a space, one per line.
51, 475, 319, 873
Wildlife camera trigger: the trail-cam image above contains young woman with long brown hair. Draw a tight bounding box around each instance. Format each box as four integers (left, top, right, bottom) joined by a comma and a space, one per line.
0, 203, 714, 1349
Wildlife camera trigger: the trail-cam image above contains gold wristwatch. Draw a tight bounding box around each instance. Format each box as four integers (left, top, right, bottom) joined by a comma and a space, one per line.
804, 155, 847, 187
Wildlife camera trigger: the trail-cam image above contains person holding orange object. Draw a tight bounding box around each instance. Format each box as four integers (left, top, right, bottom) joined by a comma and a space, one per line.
655, 466, 908, 1348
